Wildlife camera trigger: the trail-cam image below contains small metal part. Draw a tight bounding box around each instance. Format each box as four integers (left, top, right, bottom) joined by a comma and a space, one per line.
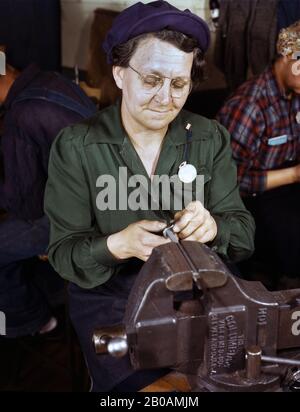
288, 369, 300, 392
93, 334, 110, 354
93, 324, 127, 355
163, 224, 179, 243
261, 355, 300, 367
246, 346, 262, 379
107, 337, 128, 358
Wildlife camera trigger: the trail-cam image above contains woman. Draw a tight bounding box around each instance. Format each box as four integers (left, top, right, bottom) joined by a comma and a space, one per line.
45, 1, 254, 392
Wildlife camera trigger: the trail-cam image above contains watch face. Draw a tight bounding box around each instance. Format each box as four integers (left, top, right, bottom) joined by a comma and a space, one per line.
296, 112, 300, 124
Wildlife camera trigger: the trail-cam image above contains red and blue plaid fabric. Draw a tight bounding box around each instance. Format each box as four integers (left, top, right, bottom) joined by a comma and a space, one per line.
216, 67, 300, 196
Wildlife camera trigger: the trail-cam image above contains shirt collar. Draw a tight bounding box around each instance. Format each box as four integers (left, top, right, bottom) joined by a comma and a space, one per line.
3, 63, 41, 110
85, 101, 189, 146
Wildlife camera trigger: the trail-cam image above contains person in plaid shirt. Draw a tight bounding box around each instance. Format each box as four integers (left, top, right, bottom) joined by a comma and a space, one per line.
217, 21, 300, 289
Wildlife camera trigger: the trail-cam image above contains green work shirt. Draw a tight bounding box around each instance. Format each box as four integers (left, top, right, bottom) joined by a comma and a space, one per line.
44, 103, 255, 289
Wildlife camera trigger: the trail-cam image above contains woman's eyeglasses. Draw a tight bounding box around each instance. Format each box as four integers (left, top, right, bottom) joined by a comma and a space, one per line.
128, 65, 192, 98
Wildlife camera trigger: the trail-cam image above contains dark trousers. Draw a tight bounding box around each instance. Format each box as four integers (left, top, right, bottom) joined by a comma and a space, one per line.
0, 214, 63, 337
243, 184, 300, 280
68, 259, 169, 392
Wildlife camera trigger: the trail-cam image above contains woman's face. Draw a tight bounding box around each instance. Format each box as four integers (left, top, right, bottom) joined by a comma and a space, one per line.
113, 37, 193, 134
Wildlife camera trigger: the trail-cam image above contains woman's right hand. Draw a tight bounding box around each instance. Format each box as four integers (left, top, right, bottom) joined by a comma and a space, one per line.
107, 220, 170, 261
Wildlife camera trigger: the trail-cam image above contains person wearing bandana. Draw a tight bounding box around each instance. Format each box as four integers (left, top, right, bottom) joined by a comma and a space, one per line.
217, 21, 300, 290
45, 1, 255, 392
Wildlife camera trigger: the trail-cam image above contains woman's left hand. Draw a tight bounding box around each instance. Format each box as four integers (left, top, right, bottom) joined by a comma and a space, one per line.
173, 200, 217, 243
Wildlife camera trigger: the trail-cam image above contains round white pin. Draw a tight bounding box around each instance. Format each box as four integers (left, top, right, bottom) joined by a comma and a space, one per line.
178, 161, 197, 183
296, 112, 300, 124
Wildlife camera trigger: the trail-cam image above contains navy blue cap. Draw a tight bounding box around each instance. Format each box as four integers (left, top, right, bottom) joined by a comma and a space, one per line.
103, 1, 211, 64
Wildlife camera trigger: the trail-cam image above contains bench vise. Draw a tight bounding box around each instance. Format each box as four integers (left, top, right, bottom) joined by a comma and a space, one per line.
93, 241, 300, 391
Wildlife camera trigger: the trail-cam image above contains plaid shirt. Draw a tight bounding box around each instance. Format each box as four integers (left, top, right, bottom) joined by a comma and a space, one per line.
216, 66, 300, 196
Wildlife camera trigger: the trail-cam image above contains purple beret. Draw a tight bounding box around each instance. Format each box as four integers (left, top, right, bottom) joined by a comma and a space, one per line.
103, 0, 211, 64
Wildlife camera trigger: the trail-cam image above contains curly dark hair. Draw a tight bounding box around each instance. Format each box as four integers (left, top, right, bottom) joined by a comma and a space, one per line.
111, 30, 206, 91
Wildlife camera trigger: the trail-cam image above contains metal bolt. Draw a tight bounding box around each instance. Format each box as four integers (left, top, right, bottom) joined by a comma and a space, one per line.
246, 346, 262, 380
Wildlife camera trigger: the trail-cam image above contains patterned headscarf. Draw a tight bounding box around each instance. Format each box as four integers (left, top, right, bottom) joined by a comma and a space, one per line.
277, 20, 300, 57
